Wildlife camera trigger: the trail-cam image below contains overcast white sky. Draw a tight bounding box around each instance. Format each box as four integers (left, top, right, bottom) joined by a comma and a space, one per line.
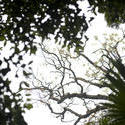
1, 2, 125, 125
22, 1, 125, 124
23, 13, 114, 125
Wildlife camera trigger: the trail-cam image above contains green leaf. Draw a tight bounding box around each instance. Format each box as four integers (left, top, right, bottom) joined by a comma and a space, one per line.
25, 93, 31, 96
23, 81, 30, 87
0, 36, 5, 41
28, 61, 33, 65
23, 71, 32, 77
15, 47, 20, 54
30, 46, 37, 54
19, 81, 30, 91
27, 98, 31, 101
24, 103, 33, 110
21, 64, 26, 68
4, 40, 7, 46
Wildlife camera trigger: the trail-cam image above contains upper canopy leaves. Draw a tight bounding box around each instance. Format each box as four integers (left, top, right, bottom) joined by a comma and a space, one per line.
0, 0, 89, 51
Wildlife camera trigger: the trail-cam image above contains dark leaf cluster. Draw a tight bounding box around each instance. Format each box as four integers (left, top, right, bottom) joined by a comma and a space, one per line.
0, 0, 89, 51
88, 0, 125, 27
0, 78, 27, 125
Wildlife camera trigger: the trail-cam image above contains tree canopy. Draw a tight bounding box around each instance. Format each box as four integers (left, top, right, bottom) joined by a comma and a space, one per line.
1, 0, 125, 51
1, 0, 125, 124
0, 0, 89, 51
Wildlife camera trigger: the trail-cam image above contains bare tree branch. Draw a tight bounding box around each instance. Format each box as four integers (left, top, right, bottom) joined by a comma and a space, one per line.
58, 93, 108, 104
75, 77, 108, 88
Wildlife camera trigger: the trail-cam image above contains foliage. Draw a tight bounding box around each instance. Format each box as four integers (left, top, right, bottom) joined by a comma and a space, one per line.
0, 78, 28, 125
88, 0, 125, 27
0, 0, 125, 51
0, 0, 90, 51
0, 43, 33, 124
101, 75, 125, 125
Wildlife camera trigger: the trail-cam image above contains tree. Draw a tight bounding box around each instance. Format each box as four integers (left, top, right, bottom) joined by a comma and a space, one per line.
0, 1, 125, 124
0, 0, 90, 51
0, 1, 93, 124
0, 1, 125, 51
1, 0, 125, 53
24, 33, 125, 125
0, 1, 92, 122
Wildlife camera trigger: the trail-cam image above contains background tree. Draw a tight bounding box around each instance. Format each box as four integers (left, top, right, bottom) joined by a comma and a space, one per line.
0, 78, 28, 125
24, 33, 125, 125
88, 0, 125, 27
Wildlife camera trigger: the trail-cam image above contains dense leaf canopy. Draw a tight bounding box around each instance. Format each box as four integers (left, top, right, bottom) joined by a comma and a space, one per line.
0, 0, 89, 51
88, 0, 125, 27
1, 0, 125, 51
